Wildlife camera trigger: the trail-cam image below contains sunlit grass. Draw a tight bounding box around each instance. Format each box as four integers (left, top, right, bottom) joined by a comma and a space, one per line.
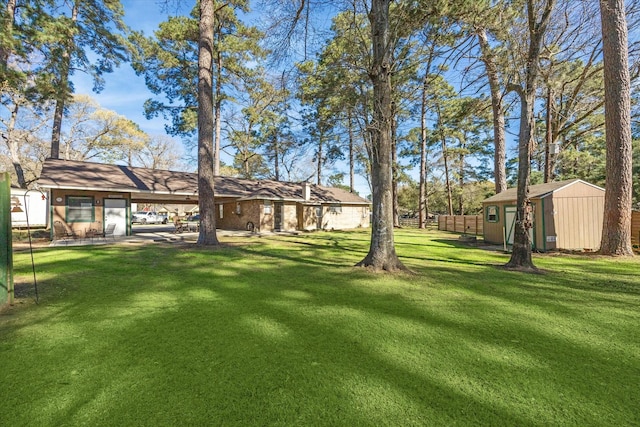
1, 229, 639, 426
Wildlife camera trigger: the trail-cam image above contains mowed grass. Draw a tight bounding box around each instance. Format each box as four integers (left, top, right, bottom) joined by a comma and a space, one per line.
1, 229, 639, 426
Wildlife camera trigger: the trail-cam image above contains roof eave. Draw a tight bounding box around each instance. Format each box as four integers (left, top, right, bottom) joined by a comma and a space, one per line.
39, 183, 198, 197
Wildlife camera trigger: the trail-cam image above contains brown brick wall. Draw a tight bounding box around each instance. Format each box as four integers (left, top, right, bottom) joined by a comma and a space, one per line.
298, 205, 320, 231
283, 203, 298, 231
216, 200, 261, 231
50, 187, 371, 236
319, 205, 370, 230
51, 189, 129, 237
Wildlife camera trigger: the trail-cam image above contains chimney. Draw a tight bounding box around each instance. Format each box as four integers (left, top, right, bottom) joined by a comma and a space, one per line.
302, 182, 311, 201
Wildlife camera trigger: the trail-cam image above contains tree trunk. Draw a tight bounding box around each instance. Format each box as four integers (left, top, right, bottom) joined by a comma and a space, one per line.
505, 90, 535, 269
391, 106, 399, 227
477, 28, 507, 194
316, 134, 322, 185
598, 0, 634, 256
348, 110, 355, 193
243, 154, 250, 176
196, 0, 219, 246
50, 1, 78, 159
419, 75, 428, 228
274, 135, 280, 181
458, 141, 465, 215
443, 136, 453, 215
505, 0, 555, 270
438, 106, 453, 216
356, 0, 405, 271
51, 91, 66, 159
0, 0, 17, 75
5, 102, 26, 188
544, 87, 553, 183
213, 35, 222, 176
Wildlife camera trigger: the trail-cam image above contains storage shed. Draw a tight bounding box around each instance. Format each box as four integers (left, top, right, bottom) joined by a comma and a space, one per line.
482, 179, 605, 251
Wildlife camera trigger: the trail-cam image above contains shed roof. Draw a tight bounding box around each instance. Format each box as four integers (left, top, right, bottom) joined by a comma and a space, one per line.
483, 179, 604, 203
38, 158, 370, 205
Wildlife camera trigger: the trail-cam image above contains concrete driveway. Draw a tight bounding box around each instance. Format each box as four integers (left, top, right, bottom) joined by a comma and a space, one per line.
48, 224, 258, 246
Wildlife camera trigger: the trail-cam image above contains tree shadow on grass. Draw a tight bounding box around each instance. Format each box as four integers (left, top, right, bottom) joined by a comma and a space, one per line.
3, 240, 639, 425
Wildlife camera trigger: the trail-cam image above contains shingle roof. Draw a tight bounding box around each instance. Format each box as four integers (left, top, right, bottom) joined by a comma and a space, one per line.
483, 179, 603, 203
38, 158, 369, 205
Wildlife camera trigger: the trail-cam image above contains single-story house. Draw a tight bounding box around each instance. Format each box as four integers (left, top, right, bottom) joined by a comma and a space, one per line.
482, 179, 605, 251
37, 158, 371, 239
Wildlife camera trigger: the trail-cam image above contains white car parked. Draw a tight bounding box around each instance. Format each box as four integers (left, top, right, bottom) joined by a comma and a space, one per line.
131, 211, 167, 224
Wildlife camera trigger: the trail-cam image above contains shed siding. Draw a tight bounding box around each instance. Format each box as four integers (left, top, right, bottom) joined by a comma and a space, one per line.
553, 196, 603, 250
554, 182, 604, 198
483, 202, 508, 244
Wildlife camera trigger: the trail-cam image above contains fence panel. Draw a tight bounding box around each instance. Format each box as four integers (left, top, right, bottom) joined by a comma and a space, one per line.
398, 218, 438, 228
437, 214, 483, 235
632, 211, 640, 246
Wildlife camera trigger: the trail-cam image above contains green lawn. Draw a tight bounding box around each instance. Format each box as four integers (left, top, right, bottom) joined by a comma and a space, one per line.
2, 229, 639, 426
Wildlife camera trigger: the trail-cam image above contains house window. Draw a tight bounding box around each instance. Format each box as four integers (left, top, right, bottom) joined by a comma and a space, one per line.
219, 204, 224, 219
235, 202, 241, 214
67, 196, 94, 222
486, 205, 499, 223
264, 201, 272, 214
329, 204, 342, 213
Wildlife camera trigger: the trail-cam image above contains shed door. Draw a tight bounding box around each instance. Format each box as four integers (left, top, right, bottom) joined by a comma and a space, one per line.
505, 206, 533, 246
104, 199, 127, 236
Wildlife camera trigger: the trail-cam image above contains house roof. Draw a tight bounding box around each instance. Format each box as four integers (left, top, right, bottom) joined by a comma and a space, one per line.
483, 179, 604, 203
38, 158, 370, 205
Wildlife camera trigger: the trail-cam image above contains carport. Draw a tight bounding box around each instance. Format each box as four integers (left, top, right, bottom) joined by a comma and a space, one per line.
38, 159, 206, 239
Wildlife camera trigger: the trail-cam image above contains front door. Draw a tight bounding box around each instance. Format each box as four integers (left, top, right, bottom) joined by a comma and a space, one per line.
274, 202, 284, 231
104, 199, 127, 236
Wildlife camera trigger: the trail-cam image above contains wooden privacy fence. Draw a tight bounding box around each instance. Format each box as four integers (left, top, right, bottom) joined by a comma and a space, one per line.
632, 211, 640, 246
438, 215, 483, 235
398, 218, 438, 228
440, 211, 639, 244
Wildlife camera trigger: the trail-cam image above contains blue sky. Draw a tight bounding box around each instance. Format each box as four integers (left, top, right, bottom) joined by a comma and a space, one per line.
72, 0, 189, 137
